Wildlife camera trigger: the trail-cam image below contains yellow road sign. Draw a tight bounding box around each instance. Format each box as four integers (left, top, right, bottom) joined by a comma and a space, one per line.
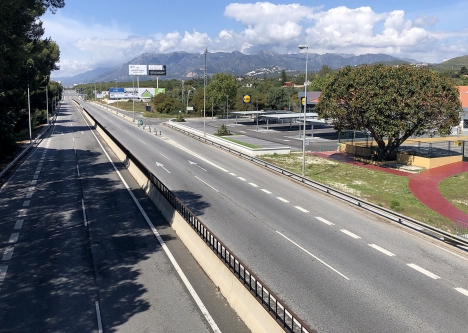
243, 94, 251, 103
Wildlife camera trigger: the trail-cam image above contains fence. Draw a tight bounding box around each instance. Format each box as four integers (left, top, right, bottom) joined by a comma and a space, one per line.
83, 106, 313, 333
456, 218, 468, 239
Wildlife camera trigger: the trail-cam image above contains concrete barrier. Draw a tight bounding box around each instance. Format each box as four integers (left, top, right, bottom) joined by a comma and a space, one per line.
78, 104, 284, 333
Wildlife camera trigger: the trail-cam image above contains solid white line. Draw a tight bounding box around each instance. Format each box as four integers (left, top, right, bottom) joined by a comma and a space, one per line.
340, 229, 361, 239
0, 266, 8, 282
277, 197, 289, 203
95, 301, 103, 333
407, 263, 440, 279
9, 233, 19, 244
315, 217, 334, 225
195, 176, 219, 192
276, 231, 350, 280
455, 287, 468, 297
14, 220, 24, 230
79, 108, 221, 333
261, 189, 272, 194
369, 244, 396, 257
2, 247, 14, 261
237, 177, 246, 181
82, 199, 87, 227
249, 182, 258, 187
160, 153, 171, 160
294, 206, 309, 213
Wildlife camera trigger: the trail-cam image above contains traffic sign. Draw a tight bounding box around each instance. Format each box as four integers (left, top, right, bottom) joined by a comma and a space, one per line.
301, 97, 306, 105
242, 94, 251, 104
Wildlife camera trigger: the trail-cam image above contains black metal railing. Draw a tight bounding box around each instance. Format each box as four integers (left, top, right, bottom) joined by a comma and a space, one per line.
80, 104, 313, 333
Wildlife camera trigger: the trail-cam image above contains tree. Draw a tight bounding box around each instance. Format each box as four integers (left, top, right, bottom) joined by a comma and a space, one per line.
317, 64, 462, 161
461, 66, 468, 76
266, 87, 288, 110
206, 73, 237, 112
280, 69, 288, 86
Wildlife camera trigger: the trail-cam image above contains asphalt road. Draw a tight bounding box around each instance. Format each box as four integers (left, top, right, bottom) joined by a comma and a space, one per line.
0, 93, 249, 333
83, 100, 468, 333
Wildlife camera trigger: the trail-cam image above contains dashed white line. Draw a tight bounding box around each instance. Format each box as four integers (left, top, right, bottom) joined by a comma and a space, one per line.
82, 199, 88, 227
340, 229, 361, 239
276, 231, 350, 280
14, 220, 24, 230
315, 217, 334, 225
23, 200, 30, 207
139, 138, 147, 145
31, 180, 37, 186
407, 263, 440, 279
160, 153, 171, 160
9, 233, 19, 244
33, 175, 39, 180
229, 173, 236, 176
237, 177, 246, 181
249, 183, 258, 187
0, 266, 8, 282
18, 209, 27, 217
277, 197, 289, 203
2, 247, 14, 261
261, 189, 272, 194
369, 244, 396, 257
95, 301, 103, 333
455, 287, 468, 297
195, 176, 219, 192
294, 206, 309, 213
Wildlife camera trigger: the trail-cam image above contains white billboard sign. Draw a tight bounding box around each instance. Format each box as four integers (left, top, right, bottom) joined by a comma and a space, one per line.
129, 65, 148, 76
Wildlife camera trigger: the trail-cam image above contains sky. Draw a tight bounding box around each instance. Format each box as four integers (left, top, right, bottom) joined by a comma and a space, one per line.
41, 1, 468, 78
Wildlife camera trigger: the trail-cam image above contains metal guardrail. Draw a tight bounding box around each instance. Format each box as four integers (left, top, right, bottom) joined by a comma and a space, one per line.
165, 122, 468, 249
79, 104, 313, 333
456, 218, 468, 239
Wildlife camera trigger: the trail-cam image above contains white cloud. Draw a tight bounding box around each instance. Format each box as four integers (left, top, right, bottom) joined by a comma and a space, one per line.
43, 2, 468, 77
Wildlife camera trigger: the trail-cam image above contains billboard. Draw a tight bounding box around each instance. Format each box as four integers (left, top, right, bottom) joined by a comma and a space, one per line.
148, 65, 166, 76
109, 88, 165, 99
129, 65, 148, 75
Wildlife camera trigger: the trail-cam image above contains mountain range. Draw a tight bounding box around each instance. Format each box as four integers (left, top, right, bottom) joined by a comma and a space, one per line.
55, 51, 417, 85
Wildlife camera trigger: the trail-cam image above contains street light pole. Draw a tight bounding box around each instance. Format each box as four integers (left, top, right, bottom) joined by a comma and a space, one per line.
132, 75, 135, 121
45, 77, 49, 125
28, 84, 32, 144
226, 95, 229, 126
115, 79, 118, 108
204, 48, 207, 136
299, 45, 309, 177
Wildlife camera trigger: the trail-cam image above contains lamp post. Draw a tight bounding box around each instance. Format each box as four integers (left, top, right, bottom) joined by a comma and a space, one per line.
132, 75, 135, 121
27, 85, 32, 144
256, 96, 259, 131
203, 48, 207, 136
115, 79, 118, 108
226, 95, 229, 126
45, 76, 49, 125
299, 44, 309, 177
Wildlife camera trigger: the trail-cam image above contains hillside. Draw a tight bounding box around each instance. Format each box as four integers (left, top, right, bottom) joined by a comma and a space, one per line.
429, 55, 468, 72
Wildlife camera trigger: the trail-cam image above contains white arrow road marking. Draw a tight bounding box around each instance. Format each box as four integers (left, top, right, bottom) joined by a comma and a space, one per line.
188, 160, 207, 172
156, 161, 171, 173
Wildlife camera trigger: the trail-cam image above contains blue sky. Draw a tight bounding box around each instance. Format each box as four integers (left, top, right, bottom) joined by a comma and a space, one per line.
42, 1, 468, 77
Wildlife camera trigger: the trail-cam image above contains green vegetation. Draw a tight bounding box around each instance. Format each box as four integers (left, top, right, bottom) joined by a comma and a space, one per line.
0, 0, 64, 159
216, 124, 230, 136
221, 137, 261, 149
259, 153, 456, 233
438, 172, 468, 216
317, 65, 462, 161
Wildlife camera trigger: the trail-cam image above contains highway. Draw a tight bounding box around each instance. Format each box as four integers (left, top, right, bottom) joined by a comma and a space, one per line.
0, 93, 248, 333
81, 97, 468, 332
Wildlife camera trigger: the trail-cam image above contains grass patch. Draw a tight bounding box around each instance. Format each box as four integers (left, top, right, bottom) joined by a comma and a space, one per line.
259, 153, 456, 233
222, 137, 262, 149
439, 172, 468, 216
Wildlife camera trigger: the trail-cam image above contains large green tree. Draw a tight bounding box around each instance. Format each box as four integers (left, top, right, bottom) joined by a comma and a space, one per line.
316, 64, 462, 161
206, 73, 237, 113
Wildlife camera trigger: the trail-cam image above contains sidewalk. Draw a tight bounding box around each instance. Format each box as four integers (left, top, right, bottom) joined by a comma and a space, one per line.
312, 151, 468, 222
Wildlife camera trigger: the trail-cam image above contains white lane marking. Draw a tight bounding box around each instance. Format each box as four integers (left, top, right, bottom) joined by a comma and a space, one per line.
125, 130, 130, 134
261, 189, 272, 194
37, 163, 43, 167
73, 137, 74, 141
77, 165, 80, 177
28, 186, 35, 192
23, 200, 31, 207
249, 183, 258, 187
407, 263, 440, 279
18, 209, 27, 217
33, 175, 39, 180
14, 220, 24, 230
9, 233, 19, 244
95, 301, 103, 333
79, 110, 222, 333
195, 176, 219, 192
82, 199, 88, 227
34, 171, 40, 175
188, 160, 207, 172
295, 206, 309, 213
139, 138, 147, 145
277, 197, 289, 203
2, 247, 14, 261
237, 177, 246, 181
159, 153, 171, 160
0, 266, 8, 282
277, 231, 350, 280
36, 167, 41, 172
155, 161, 171, 174
229, 173, 236, 176
164, 138, 229, 173
340, 229, 361, 239
315, 217, 334, 225
31, 180, 37, 186
455, 288, 468, 297
81, 131, 84, 134
369, 244, 396, 257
